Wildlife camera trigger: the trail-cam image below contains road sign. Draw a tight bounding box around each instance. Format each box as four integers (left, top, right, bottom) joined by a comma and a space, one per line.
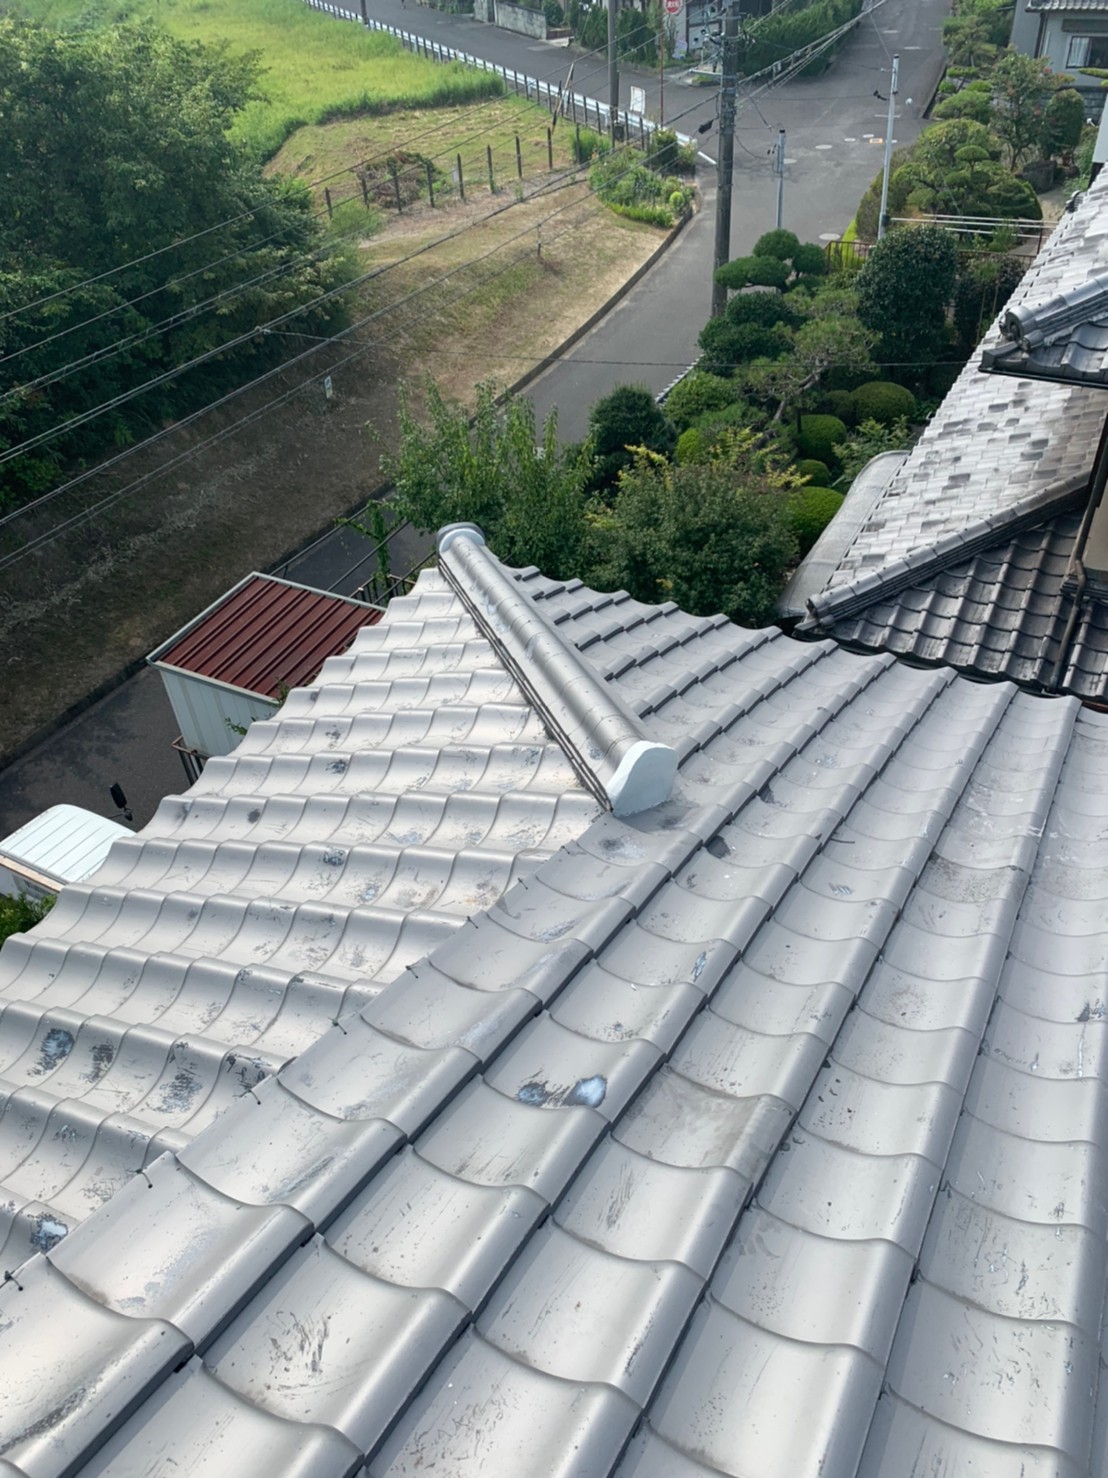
664, 0, 682, 17
630, 85, 646, 114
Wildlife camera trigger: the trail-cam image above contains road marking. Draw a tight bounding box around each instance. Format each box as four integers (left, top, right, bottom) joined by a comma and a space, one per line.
819, 232, 841, 241
815, 143, 833, 150
844, 136, 857, 142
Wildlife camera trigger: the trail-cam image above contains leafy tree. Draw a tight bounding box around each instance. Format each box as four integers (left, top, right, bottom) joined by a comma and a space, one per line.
382, 381, 594, 579
737, 288, 877, 421
587, 435, 800, 626
715, 256, 791, 291
856, 225, 959, 375
0, 18, 352, 512
990, 52, 1059, 168
1041, 87, 1085, 160
697, 291, 803, 377
752, 229, 802, 261
586, 384, 676, 491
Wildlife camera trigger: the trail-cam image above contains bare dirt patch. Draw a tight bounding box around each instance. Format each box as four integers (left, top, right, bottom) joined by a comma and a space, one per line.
0, 175, 672, 761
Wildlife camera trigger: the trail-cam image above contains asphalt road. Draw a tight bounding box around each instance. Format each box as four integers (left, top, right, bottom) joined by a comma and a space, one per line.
0, 0, 948, 840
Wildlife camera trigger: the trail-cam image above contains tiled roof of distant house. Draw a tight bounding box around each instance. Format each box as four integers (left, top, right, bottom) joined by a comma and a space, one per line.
0, 528, 1106, 1478
784, 177, 1108, 700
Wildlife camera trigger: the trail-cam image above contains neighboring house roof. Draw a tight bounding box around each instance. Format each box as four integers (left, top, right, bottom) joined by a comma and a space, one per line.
149, 573, 384, 699
1028, 0, 1108, 11
788, 178, 1108, 700
1, 527, 1106, 1478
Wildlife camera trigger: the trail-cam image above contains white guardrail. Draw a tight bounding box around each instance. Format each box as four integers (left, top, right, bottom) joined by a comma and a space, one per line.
302, 0, 689, 145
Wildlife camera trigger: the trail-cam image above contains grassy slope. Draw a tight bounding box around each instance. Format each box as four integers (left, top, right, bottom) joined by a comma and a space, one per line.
11, 0, 503, 157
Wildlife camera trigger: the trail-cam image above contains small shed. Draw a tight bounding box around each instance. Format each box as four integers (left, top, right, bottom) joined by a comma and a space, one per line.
148, 574, 382, 763
0, 805, 132, 900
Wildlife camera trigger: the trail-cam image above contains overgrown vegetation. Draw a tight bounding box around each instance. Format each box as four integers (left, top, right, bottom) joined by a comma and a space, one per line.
0, 892, 53, 948
0, 17, 356, 514
10, 0, 503, 160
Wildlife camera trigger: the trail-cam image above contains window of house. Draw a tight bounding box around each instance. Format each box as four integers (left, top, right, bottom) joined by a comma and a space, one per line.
1068, 33, 1108, 67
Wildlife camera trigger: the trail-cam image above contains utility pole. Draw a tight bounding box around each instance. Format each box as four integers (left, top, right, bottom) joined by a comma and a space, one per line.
710, 0, 741, 319
608, 0, 620, 141
877, 53, 899, 241
774, 128, 785, 230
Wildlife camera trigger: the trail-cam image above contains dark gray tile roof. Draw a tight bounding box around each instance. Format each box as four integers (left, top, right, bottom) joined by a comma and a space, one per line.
812, 508, 1108, 696
790, 176, 1108, 696
0, 541, 1107, 1477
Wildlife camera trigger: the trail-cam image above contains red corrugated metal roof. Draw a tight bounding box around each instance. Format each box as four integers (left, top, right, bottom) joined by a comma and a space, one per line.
154, 575, 382, 698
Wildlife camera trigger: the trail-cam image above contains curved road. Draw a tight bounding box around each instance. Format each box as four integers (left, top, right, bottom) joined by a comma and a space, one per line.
0, 0, 947, 834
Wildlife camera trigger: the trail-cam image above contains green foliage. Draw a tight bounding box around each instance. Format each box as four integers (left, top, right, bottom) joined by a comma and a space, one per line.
589, 152, 690, 225
791, 243, 829, 277
952, 253, 1027, 349
849, 380, 917, 426
789, 486, 844, 556
543, 0, 565, 26
697, 299, 797, 376
796, 414, 848, 467
856, 224, 959, 375
753, 230, 801, 262
741, 0, 863, 76
0, 16, 354, 513
662, 371, 738, 431
648, 129, 679, 175
1041, 87, 1085, 159
795, 458, 831, 483
715, 256, 790, 291
990, 52, 1059, 169
587, 383, 676, 491
737, 288, 877, 420
932, 88, 993, 125
571, 126, 608, 164
832, 415, 914, 487
821, 388, 857, 425
675, 427, 706, 464
382, 381, 593, 579
587, 435, 801, 626
0, 891, 54, 947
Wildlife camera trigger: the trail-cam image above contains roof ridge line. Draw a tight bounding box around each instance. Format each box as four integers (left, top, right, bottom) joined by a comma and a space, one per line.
435, 526, 677, 817
799, 477, 1089, 629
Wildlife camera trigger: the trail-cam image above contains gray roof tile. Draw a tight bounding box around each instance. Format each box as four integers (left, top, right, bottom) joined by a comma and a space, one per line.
1, 546, 1107, 1476
789, 184, 1108, 700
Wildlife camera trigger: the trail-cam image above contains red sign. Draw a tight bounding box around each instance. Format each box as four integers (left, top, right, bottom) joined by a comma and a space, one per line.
664, 0, 682, 15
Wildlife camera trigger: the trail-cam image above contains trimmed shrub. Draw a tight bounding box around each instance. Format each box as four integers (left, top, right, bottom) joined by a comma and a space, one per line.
791, 242, 828, 277
789, 486, 844, 557
753, 228, 801, 261
850, 380, 917, 426
675, 427, 706, 464
715, 255, 790, 291
796, 414, 848, 467
663, 370, 737, 431
795, 458, 831, 484
726, 291, 803, 329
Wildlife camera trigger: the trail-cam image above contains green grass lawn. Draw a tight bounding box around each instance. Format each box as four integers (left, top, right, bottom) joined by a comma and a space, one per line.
12, 0, 504, 157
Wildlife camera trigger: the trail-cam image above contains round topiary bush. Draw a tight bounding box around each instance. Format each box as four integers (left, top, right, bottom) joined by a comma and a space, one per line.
790, 486, 844, 557
796, 414, 847, 468
663, 370, 737, 430
795, 458, 830, 484
753, 228, 801, 261
850, 380, 917, 427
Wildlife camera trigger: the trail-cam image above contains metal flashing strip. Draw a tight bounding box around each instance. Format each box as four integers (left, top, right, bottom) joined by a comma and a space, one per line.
436, 526, 677, 817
